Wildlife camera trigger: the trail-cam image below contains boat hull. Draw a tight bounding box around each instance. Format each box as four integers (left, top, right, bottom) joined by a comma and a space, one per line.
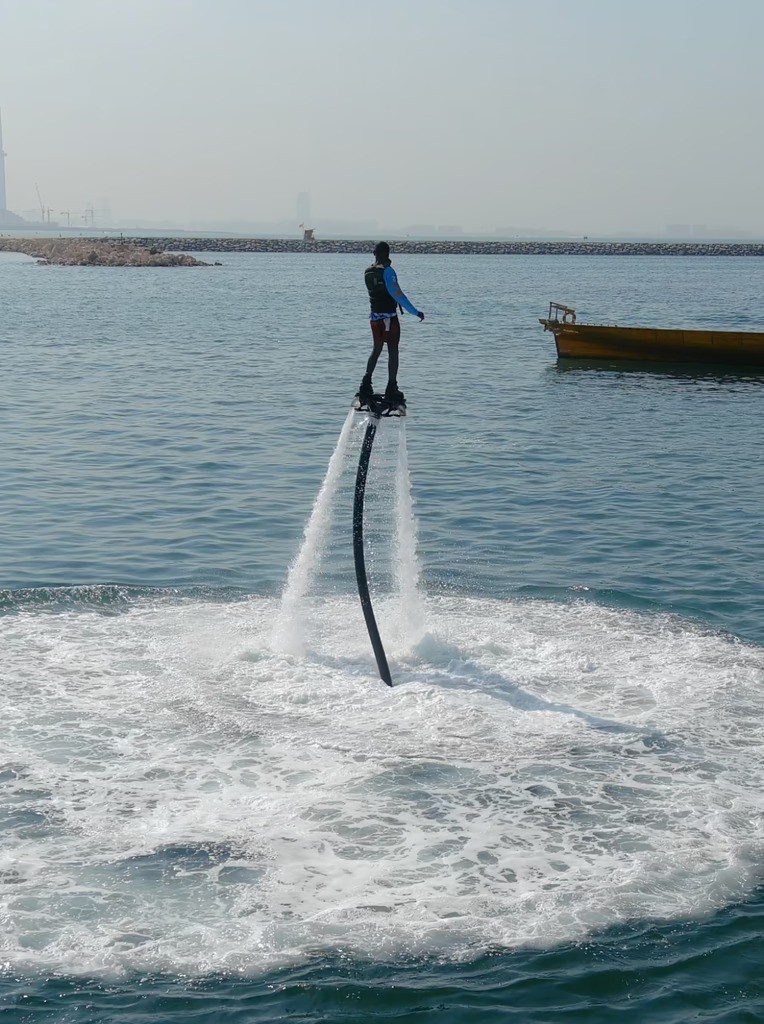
540, 321, 764, 366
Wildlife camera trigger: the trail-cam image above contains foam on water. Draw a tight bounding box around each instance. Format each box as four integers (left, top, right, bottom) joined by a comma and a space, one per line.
2, 592, 764, 978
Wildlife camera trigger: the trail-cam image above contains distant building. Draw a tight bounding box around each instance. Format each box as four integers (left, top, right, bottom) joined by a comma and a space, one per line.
0, 108, 27, 227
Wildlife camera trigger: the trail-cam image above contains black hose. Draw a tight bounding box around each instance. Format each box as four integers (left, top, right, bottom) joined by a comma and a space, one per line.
352, 414, 393, 687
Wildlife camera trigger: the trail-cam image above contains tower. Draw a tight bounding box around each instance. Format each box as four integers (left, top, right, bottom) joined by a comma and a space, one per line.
0, 111, 26, 226
0, 108, 7, 214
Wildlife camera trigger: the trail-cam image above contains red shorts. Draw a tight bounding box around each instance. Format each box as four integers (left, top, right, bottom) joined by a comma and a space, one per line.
370, 316, 400, 349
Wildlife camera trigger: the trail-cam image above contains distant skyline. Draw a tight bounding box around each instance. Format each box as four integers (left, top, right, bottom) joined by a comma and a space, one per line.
1, 0, 763, 236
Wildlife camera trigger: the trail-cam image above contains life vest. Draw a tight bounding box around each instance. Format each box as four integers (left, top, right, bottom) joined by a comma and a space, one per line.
364, 263, 398, 314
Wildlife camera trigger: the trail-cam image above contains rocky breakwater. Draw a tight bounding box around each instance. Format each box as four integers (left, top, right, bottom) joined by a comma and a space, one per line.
129, 237, 764, 257
0, 237, 210, 266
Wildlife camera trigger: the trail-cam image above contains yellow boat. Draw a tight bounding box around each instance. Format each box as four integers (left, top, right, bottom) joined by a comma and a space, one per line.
540, 302, 764, 367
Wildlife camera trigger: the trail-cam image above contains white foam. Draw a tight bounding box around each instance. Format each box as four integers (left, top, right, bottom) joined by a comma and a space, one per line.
2, 594, 764, 977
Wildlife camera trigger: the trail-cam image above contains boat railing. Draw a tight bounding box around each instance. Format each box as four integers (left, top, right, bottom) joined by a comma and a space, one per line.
546, 301, 577, 324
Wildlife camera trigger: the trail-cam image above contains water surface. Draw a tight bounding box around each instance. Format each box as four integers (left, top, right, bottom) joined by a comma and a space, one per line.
1, 250, 764, 1021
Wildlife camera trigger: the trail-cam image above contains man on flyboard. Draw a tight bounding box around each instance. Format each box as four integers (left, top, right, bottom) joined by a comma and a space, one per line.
355, 241, 425, 412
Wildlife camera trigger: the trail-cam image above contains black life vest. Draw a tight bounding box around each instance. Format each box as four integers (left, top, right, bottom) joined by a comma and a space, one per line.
364, 263, 398, 314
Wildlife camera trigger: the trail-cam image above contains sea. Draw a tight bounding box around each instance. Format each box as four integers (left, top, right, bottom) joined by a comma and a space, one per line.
1, 248, 764, 1022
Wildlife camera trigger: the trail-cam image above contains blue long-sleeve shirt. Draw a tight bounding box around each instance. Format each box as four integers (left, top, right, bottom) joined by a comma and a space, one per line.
369, 264, 420, 320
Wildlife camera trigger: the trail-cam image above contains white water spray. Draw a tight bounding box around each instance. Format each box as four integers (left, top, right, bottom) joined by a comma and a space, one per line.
272, 408, 356, 655
392, 422, 425, 648
274, 408, 425, 664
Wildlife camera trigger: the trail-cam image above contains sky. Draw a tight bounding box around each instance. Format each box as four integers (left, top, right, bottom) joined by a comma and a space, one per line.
1, 0, 763, 236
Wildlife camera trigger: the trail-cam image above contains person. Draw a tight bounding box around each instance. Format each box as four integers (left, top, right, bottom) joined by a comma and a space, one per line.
356, 241, 424, 407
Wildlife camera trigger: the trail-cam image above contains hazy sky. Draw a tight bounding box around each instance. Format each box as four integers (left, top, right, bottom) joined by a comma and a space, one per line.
1, 0, 762, 234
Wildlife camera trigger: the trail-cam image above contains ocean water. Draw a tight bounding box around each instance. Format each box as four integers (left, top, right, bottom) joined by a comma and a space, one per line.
2, 249, 764, 1022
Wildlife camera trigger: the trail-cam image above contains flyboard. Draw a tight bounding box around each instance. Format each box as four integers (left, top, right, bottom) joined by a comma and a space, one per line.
351, 392, 406, 687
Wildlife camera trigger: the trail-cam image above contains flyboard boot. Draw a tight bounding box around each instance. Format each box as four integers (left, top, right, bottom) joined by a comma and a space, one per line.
353, 375, 375, 411
383, 380, 406, 416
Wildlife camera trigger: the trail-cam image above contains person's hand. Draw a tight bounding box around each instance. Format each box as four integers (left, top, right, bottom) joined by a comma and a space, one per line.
417, 311, 425, 321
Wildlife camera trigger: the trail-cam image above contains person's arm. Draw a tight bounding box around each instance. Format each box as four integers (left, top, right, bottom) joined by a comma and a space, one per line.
383, 266, 423, 318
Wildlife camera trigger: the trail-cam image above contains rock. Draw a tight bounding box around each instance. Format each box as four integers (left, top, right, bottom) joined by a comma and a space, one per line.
0, 237, 210, 266
2, 236, 763, 262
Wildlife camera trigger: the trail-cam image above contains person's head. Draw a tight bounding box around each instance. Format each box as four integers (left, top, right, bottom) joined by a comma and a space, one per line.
373, 241, 390, 264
